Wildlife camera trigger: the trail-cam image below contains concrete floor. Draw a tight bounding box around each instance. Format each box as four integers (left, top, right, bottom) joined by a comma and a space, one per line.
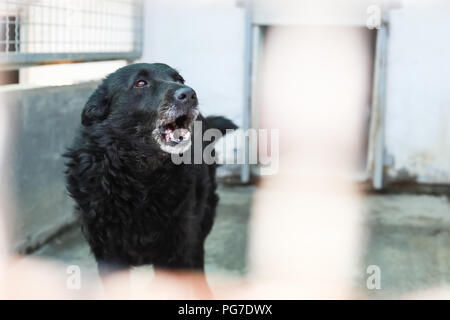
361, 193, 450, 298
30, 187, 450, 299
31, 185, 254, 288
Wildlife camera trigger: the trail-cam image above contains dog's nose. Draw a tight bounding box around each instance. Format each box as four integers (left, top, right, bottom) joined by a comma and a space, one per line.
175, 87, 197, 104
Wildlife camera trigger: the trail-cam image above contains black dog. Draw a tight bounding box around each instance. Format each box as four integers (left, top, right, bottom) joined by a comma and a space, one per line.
64, 63, 236, 277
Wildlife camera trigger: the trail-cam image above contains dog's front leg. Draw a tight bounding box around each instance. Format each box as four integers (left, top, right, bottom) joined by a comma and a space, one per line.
153, 246, 212, 299
96, 259, 131, 297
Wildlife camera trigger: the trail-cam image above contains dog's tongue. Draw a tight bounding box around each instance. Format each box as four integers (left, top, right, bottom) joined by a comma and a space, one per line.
165, 128, 190, 143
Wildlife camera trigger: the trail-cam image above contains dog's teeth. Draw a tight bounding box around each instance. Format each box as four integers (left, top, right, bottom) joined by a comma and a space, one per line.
164, 128, 191, 144
168, 131, 178, 143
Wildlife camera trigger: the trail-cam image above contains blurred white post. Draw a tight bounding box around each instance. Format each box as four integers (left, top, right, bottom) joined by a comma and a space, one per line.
248, 24, 372, 298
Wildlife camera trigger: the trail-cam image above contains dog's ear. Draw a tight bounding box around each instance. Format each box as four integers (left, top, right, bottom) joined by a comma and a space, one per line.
81, 83, 111, 126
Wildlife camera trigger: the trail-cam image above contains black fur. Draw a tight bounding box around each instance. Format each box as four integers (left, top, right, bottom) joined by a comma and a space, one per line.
64, 63, 236, 276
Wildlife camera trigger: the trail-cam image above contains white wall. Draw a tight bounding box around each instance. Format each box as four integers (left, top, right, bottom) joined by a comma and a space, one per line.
139, 1, 450, 185
140, 0, 246, 127
384, 6, 450, 184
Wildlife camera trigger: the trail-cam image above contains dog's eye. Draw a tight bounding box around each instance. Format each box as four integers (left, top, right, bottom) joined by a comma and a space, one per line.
173, 76, 184, 84
134, 80, 148, 88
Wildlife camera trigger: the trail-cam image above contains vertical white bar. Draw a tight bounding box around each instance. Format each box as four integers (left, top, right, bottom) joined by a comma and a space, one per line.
14, 4, 19, 53
5, 2, 9, 53
42, 0, 45, 53
64, 1, 68, 53
241, 1, 253, 184
371, 20, 389, 190
22, 1, 28, 54
250, 25, 262, 158
49, 0, 53, 52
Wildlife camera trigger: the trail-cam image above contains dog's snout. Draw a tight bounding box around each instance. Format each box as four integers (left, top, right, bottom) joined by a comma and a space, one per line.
175, 87, 197, 105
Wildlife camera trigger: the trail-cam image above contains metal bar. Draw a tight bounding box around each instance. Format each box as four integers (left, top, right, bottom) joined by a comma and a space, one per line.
14, 6, 18, 52
0, 51, 141, 69
241, 0, 253, 184
5, 4, 9, 53
4, 1, 139, 19
368, 19, 389, 190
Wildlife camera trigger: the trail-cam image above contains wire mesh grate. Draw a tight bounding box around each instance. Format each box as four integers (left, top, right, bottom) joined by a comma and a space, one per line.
0, 0, 143, 67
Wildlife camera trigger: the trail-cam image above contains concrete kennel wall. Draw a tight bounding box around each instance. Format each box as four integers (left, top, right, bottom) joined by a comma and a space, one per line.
384, 6, 450, 185
1, 82, 98, 252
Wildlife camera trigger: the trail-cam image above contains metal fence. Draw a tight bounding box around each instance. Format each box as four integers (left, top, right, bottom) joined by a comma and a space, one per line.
0, 0, 144, 68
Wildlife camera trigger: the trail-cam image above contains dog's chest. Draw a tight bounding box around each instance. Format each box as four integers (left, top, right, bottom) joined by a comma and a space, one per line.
94, 166, 210, 264
103, 164, 207, 225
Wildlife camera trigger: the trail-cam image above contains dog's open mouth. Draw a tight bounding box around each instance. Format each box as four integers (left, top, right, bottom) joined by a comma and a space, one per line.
161, 115, 192, 144
153, 106, 199, 154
